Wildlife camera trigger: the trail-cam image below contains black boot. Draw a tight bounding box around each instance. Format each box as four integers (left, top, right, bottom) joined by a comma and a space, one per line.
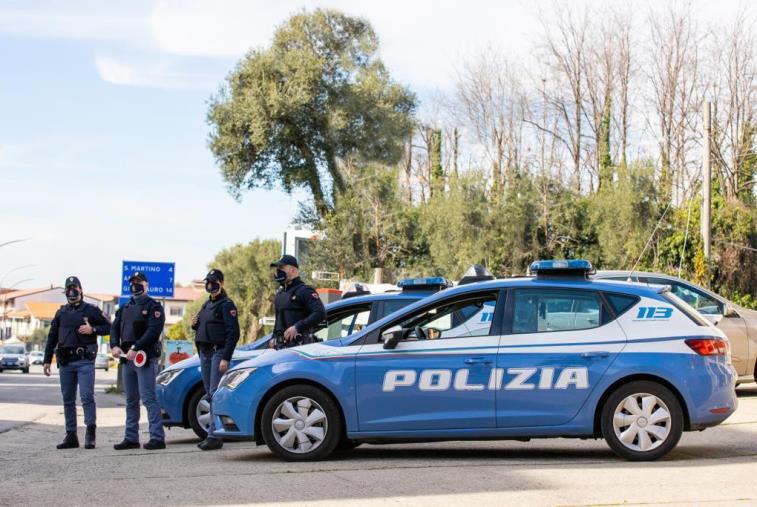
198, 438, 223, 451
56, 431, 79, 449
143, 439, 166, 450
84, 425, 96, 449
113, 439, 140, 450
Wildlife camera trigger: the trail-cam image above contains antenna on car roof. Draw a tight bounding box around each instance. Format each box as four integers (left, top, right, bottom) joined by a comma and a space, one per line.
628, 199, 674, 282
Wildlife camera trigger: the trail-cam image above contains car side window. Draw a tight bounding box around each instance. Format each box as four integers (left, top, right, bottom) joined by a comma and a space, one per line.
314, 307, 371, 341
644, 277, 723, 315
512, 289, 601, 334
388, 292, 499, 340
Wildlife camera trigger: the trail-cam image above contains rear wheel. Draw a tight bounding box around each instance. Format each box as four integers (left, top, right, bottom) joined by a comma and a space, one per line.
187, 387, 209, 440
601, 380, 683, 461
261, 384, 342, 461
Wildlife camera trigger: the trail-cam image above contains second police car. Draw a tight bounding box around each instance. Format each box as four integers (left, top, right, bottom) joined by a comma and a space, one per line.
155, 278, 453, 438
210, 260, 737, 461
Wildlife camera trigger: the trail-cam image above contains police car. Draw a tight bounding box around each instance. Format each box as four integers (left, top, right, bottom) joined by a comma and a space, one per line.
210, 260, 737, 462
155, 278, 450, 439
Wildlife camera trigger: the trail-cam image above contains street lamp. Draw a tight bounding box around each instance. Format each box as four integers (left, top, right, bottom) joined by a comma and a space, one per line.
0, 264, 38, 290
0, 238, 30, 249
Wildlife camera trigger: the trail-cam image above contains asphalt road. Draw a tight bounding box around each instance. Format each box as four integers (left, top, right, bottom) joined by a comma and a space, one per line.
2, 365, 757, 506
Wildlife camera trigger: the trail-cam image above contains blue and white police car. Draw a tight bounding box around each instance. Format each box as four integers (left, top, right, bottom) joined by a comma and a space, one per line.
156, 278, 451, 438
211, 260, 737, 461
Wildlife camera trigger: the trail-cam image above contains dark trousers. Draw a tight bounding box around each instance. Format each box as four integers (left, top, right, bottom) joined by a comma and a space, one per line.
122, 360, 165, 443
59, 359, 96, 433
199, 348, 224, 439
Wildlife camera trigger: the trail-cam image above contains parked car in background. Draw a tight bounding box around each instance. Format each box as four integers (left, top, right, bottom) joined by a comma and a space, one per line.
594, 270, 757, 384
28, 351, 44, 365
95, 353, 110, 371
0, 345, 30, 373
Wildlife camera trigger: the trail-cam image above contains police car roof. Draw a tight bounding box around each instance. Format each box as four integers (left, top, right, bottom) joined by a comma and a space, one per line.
325, 291, 423, 310
396, 276, 666, 303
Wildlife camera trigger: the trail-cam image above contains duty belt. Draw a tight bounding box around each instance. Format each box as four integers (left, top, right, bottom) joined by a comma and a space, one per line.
56, 346, 95, 365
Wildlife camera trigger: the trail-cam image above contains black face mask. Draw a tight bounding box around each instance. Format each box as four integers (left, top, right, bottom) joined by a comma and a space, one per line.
273, 269, 287, 284
205, 281, 220, 294
65, 287, 81, 304
130, 282, 145, 296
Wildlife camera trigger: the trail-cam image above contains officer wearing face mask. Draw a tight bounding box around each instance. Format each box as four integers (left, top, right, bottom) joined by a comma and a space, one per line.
191, 268, 240, 451
270, 255, 326, 349
109, 272, 166, 451
43, 276, 111, 450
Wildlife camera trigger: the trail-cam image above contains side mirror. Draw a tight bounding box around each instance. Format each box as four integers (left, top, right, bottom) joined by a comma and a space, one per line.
382, 325, 404, 350
724, 305, 740, 318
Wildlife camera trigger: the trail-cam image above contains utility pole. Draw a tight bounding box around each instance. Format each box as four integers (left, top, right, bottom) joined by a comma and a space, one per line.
701, 101, 712, 282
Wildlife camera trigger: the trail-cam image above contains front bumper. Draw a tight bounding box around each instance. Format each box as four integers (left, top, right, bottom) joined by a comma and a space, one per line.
0, 362, 28, 370
211, 372, 270, 440
155, 367, 202, 427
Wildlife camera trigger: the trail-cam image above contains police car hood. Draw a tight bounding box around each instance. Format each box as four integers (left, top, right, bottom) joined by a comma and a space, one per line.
232, 341, 345, 370
162, 347, 270, 372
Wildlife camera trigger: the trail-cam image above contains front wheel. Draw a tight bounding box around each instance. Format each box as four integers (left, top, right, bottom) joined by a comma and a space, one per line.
601, 380, 683, 461
22, 368, 29, 374
187, 388, 209, 440
260, 385, 342, 461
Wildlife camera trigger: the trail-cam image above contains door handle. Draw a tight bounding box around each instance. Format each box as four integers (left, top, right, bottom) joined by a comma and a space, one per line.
580, 351, 610, 359
464, 357, 492, 365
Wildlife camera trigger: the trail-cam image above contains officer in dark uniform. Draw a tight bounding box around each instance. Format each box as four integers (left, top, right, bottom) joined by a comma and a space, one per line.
43, 276, 111, 450
270, 255, 326, 348
109, 272, 166, 450
191, 268, 240, 451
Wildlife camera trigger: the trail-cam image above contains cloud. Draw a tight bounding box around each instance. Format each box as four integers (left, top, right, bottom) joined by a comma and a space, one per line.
0, 4, 149, 43
94, 54, 218, 89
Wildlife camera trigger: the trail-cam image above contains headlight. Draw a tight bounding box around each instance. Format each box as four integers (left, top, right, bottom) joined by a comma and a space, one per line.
219, 367, 256, 390
156, 369, 184, 386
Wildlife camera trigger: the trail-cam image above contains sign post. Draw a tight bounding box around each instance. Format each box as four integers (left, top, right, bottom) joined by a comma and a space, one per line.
118, 260, 176, 382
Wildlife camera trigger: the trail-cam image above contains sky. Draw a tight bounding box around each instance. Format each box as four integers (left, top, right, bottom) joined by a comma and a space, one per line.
0, 0, 746, 294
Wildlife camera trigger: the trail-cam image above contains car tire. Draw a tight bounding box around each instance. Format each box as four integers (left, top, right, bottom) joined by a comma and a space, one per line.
261, 384, 342, 462
0, 369, 4, 373
601, 380, 683, 461
187, 387, 209, 440
22, 368, 29, 374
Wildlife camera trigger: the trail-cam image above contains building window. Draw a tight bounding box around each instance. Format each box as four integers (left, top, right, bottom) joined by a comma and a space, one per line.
169, 307, 183, 317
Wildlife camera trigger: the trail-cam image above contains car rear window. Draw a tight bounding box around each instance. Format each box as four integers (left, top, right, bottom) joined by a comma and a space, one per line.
380, 298, 418, 319
604, 293, 639, 316
661, 291, 712, 327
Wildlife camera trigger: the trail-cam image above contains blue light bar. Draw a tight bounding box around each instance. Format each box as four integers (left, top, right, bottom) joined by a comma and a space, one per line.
397, 277, 451, 290
528, 259, 595, 277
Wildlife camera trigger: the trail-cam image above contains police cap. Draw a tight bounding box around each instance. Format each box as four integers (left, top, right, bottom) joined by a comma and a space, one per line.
129, 272, 148, 283
270, 255, 298, 268
204, 269, 224, 282
64, 276, 81, 288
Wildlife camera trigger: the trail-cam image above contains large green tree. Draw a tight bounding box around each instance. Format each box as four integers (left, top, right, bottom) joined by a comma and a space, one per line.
207, 9, 416, 217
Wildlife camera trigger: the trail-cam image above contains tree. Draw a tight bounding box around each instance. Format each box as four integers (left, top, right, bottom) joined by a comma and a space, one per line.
207, 9, 416, 217
303, 164, 423, 281
166, 322, 187, 340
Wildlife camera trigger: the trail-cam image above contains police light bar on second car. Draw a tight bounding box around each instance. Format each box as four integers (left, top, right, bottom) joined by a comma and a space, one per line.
397, 277, 451, 291
528, 259, 595, 278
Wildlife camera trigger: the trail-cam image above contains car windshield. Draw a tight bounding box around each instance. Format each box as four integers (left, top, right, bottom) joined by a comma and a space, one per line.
1, 346, 26, 355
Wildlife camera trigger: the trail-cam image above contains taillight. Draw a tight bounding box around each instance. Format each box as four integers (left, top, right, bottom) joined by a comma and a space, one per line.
685, 337, 728, 356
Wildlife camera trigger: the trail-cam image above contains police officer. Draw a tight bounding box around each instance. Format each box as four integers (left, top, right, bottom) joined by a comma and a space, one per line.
43, 276, 111, 449
191, 268, 240, 451
270, 255, 326, 348
110, 272, 166, 450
